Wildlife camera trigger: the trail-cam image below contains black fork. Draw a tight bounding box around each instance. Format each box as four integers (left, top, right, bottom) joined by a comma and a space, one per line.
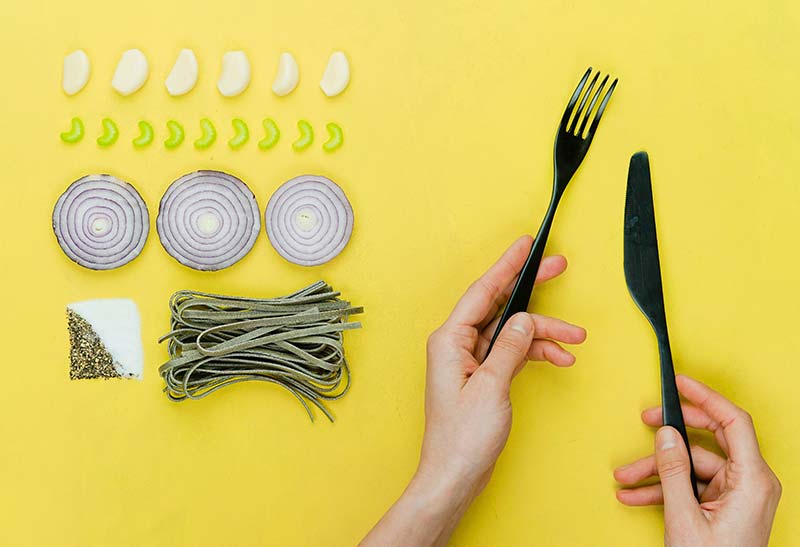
487, 67, 618, 353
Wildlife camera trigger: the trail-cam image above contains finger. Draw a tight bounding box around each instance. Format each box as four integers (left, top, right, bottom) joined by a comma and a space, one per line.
509, 339, 575, 378
476, 313, 586, 360
447, 236, 533, 328
478, 313, 534, 387
504, 314, 586, 344
676, 374, 762, 462
654, 427, 701, 523
476, 255, 568, 331
641, 403, 730, 455
528, 339, 576, 367
535, 254, 568, 285
616, 483, 664, 506
614, 445, 726, 485
616, 482, 708, 507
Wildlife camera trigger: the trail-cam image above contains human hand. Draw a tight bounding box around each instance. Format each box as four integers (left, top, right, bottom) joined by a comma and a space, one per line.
359, 236, 586, 547
415, 234, 586, 502
614, 374, 781, 547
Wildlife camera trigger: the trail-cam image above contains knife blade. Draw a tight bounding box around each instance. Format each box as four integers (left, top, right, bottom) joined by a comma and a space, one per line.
624, 151, 699, 500
624, 151, 667, 329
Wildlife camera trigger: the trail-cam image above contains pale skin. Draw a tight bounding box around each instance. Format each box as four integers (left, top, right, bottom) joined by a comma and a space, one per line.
359, 236, 781, 547
614, 374, 782, 547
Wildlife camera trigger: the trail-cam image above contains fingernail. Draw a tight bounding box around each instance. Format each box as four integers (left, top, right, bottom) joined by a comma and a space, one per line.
510, 314, 532, 336
616, 463, 631, 471
656, 427, 677, 451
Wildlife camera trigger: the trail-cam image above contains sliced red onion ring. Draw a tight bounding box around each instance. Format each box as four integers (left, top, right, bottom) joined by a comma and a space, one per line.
266, 174, 354, 266
53, 174, 149, 270
157, 170, 260, 271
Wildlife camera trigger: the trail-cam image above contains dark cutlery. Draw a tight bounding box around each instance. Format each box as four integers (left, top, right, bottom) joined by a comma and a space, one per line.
623, 150, 699, 500
488, 67, 618, 352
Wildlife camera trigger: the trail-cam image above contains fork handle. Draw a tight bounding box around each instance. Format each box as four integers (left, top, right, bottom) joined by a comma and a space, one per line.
486, 193, 560, 354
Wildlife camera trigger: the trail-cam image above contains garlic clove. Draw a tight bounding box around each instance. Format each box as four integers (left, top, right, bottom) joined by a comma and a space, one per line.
63, 49, 91, 96
217, 51, 251, 97
165, 49, 198, 96
320, 51, 350, 97
271, 52, 300, 97
111, 49, 149, 96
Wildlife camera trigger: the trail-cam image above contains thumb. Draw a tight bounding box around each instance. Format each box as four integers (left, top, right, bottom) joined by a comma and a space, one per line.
482, 313, 534, 386
655, 427, 700, 524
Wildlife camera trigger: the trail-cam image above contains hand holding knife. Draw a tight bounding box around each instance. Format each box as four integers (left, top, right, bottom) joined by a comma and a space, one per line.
623, 151, 699, 500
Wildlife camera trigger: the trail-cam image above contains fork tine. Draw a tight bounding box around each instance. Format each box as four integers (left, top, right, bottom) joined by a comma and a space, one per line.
560, 68, 592, 127
577, 74, 609, 137
568, 71, 600, 134
587, 78, 618, 137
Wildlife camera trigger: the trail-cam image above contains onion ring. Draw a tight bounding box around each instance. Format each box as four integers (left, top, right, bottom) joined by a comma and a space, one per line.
265, 174, 354, 266
157, 170, 261, 271
52, 174, 149, 270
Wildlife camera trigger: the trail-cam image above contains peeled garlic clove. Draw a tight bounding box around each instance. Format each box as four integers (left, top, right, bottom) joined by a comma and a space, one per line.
320, 51, 350, 97
63, 49, 91, 96
217, 51, 251, 97
271, 52, 299, 97
165, 49, 198, 96
112, 49, 149, 96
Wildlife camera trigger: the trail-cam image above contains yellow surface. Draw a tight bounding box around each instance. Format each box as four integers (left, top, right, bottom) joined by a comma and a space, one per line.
0, 1, 798, 545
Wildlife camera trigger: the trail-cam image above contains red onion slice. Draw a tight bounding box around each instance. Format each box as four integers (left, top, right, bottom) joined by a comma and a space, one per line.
266, 174, 354, 266
53, 174, 149, 270
157, 170, 260, 271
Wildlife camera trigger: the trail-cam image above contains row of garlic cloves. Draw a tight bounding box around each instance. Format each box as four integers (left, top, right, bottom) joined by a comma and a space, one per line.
63, 49, 350, 99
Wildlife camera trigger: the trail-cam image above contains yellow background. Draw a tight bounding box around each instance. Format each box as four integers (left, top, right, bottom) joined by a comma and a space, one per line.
0, 1, 797, 545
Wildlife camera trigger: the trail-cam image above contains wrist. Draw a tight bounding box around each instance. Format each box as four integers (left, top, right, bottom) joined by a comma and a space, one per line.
406, 466, 477, 519
359, 469, 477, 547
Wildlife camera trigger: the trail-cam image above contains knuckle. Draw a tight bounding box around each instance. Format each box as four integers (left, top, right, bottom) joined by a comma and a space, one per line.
447, 325, 478, 350
758, 468, 782, 498
427, 325, 477, 355
426, 328, 445, 352
738, 409, 754, 425
772, 475, 783, 499
469, 278, 495, 301
658, 458, 689, 479
492, 335, 524, 356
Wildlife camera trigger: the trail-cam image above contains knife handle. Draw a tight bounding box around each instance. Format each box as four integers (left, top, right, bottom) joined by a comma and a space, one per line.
486, 194, 559, 354
657, 332, 700, 501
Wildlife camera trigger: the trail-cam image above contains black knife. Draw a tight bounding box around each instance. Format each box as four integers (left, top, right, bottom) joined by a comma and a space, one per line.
624, 151, 699, 500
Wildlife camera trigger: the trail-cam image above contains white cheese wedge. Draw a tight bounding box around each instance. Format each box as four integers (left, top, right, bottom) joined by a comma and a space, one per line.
165, 49, 198, 96
271, 52, 299, 96
67, 299, 143, 380
217, 51, 251, 97
63, 49, 91, 96
112, 49, 149, 96
320, 51, 350, 97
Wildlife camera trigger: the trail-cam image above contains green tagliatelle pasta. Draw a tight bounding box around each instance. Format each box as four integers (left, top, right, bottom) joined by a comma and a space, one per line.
158, 281, 363, 422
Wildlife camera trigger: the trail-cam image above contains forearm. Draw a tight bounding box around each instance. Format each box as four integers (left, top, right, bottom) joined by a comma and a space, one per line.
359, 472, 475, 547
